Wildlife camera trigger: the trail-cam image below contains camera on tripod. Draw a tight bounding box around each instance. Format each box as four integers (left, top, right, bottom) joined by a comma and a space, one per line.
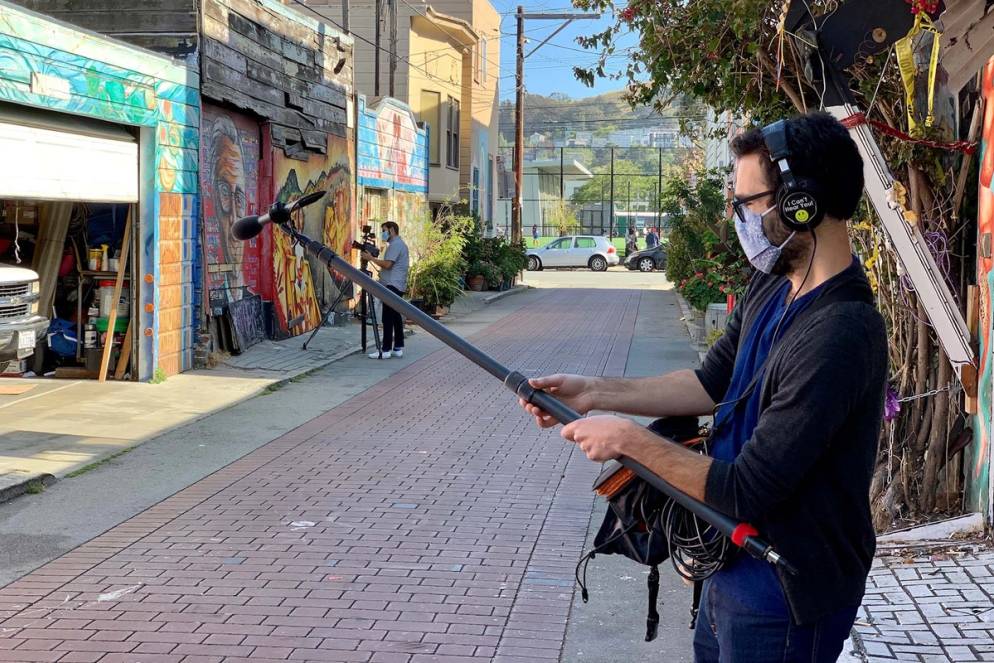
352, 224, 380, 261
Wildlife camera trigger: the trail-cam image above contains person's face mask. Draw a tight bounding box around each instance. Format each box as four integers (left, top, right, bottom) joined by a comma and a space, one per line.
381, 230, 390, 241
733, 203, 795, 274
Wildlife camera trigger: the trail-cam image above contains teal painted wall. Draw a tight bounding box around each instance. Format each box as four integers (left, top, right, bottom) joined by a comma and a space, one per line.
0, 1, 201, 379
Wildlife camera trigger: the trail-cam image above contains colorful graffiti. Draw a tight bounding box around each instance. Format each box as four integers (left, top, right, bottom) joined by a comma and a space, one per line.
200, 105, 261, 312
272, 134, 354, 337
357, 96, 428, 232
970, 58, 994, 515
358, 98, 428, 191
0, 5, 200, 380
392, 191, 427, 227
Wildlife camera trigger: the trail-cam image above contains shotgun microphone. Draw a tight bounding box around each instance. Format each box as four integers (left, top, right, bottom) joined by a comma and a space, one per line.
231, 191, 326, 241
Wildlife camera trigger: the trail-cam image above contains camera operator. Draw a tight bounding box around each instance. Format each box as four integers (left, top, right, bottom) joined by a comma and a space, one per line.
361, 221, 409, 358
520, 112, 888, 662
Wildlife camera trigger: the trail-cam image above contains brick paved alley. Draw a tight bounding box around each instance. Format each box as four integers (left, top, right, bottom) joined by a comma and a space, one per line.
0, 288, 647, 663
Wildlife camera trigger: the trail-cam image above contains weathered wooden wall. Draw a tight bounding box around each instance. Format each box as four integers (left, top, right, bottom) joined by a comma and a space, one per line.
10, 0, 199, 56
201, 0, 353, 156
14, 0, 354, 157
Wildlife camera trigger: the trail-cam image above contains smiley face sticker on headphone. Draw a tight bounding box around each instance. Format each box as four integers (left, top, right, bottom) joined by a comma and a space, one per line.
761, 120, 825, 231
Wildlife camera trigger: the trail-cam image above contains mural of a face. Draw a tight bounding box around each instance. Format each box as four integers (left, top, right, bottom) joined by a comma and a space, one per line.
202, 110, 259, 307
214, 132, 247, 273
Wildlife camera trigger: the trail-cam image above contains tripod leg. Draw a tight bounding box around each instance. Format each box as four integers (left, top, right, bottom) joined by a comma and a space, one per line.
302, 282, 349, 350
360, 287, 368, 352
368, 290, 382, 358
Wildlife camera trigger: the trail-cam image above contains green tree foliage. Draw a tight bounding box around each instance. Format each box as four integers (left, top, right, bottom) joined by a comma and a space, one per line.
571, 159, 661, 205
662, 166, 749, 311
570, 0, 973, 526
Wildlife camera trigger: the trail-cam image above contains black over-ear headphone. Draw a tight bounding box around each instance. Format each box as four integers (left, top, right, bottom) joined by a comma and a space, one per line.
761, 120, 825, 232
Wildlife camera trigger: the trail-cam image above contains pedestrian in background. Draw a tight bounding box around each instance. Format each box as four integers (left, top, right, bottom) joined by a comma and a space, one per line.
532, 224, 538, 246
625, 225, 638, 256
646, 227, 659, 248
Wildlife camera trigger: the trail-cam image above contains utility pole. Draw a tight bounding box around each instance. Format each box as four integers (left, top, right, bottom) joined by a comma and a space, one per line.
389, 0, 398, 97
627, 179, 631, 233
342, 0, 349, 33
657, 146, 663, 231
511, 8, 599, 245
609, 147, 615, 238
374, 0, 382, 96
512, 7, 525, 244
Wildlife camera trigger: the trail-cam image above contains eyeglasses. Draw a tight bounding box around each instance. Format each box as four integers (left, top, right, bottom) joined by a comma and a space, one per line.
731, 189, 775, 224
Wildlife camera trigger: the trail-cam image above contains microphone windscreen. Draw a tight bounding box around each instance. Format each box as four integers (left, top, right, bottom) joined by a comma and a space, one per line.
231, 215, 263, 241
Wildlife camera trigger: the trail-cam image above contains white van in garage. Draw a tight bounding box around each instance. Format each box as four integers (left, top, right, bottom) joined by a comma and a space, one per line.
0, 264, 47, 371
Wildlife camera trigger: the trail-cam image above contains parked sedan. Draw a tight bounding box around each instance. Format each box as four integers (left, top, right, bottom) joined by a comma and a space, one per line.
624, 245, 667, 272
526, 235, 620, 272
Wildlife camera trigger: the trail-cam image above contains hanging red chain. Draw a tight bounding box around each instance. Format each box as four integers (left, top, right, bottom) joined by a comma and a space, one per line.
842, 112, 977, 155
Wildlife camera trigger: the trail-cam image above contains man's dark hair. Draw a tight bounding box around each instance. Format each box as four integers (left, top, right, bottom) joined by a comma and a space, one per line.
381, 221, 400, 235
731, 111, 864, 221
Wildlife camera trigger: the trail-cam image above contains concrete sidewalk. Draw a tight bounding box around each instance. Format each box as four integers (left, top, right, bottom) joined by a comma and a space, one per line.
0, 287, 527, 504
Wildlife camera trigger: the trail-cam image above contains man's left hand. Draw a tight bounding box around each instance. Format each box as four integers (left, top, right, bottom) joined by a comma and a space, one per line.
561, 414, 636, 462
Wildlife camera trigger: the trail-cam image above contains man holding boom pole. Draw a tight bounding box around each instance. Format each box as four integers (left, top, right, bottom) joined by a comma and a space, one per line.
521, 111, 888, 662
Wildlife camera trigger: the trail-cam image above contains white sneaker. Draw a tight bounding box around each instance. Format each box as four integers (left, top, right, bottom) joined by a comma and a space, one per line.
368, 350, 391, 359
392, 349, 404, 358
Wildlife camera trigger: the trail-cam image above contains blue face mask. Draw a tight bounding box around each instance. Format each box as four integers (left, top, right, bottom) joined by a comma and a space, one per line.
733, 205, 795, 274
381, 230, 390, 241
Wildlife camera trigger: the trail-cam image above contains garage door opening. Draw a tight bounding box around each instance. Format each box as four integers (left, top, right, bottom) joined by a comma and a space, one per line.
0, 102, 140, 381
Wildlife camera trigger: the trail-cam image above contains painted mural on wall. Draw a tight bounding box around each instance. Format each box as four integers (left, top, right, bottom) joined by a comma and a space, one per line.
272, 134, 354, 337
0, 5, 200, 380
971, 57, 994, 515
358, 98, 428, 190
392, 191, 427, 227
357, 96, 428, 232
200, 105, 261, 312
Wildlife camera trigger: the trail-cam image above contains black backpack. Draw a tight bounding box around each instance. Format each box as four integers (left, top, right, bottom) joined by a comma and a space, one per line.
576, 416, 712, 641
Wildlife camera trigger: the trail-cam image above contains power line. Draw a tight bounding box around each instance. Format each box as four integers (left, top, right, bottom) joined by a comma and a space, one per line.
289, 0, 502, 104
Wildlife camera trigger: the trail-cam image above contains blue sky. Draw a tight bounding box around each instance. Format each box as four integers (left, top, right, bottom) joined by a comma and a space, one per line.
488, 1, 637, 101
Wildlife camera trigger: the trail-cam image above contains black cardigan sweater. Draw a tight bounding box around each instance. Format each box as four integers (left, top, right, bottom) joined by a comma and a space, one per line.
697, 260, 888, 625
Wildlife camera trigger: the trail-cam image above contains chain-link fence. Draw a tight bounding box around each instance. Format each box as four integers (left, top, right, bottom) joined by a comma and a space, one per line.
493, 145, 684, 246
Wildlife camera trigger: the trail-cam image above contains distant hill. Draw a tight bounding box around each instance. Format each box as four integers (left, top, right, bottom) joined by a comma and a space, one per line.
498, 90, 701, 147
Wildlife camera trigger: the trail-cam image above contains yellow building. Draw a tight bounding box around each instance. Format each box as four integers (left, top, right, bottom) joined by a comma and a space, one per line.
309, 0, 500, 223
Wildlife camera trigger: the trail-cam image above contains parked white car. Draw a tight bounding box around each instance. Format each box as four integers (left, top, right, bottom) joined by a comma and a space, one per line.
526, 235, 620, 272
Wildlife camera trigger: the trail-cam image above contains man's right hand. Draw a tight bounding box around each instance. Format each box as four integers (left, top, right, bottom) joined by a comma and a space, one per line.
519, 374, 595, 429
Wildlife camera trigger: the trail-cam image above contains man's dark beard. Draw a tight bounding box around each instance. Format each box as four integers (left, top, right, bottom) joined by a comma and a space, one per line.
762, 210, 810, 276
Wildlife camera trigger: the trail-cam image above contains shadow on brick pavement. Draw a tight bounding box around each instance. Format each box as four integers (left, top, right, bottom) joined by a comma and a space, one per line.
0, 286, 684, 662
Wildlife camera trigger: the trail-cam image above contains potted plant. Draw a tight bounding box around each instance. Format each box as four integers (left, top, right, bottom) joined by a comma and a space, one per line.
494, 239, 527, 290
466, 260, 487, 291
409, 258, 463, 317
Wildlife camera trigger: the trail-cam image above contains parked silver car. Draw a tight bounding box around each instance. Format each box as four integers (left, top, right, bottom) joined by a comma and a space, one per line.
526, 235, 620, 272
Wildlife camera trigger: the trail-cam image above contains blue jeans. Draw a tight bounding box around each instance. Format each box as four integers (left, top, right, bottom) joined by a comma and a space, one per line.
693, 557, 858, 663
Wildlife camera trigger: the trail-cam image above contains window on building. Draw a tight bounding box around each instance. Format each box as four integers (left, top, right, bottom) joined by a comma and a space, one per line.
419, 90, 441, 165
446, 97, 460, 169
476, 39, 488, 84
472, 166, 480, 215
487, 156, 494, 222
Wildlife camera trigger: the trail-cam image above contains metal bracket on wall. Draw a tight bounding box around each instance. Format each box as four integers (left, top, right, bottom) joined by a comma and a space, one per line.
827, 103, 976, 384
